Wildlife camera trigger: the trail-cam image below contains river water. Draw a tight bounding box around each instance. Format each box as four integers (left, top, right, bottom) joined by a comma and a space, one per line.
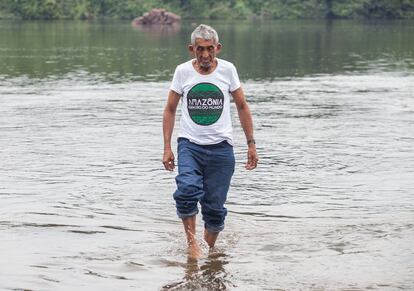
0, 20, 414, 290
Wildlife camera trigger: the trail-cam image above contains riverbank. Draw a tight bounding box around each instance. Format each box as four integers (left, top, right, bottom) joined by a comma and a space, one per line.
1, 0, 413, 20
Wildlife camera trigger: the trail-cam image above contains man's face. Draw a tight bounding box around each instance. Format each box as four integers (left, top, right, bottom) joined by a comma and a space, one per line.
189, 38, 222, 69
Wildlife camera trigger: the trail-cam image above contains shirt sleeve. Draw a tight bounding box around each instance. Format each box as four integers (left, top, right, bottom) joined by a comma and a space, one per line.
229, 64, 241, 92
170, 66, 183, 95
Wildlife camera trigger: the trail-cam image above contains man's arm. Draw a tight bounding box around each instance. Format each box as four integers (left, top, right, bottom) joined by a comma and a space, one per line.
163, 90, 181, 171
231, 87, 258, 170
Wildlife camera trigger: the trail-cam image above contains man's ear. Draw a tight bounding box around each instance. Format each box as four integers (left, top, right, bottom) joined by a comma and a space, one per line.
188, 44, 195, 55
216, 43, 222, 54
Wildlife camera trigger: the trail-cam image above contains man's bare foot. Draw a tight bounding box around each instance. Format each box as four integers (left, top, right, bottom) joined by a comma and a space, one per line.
187, 242, 203, 259
204, 229, 219, 248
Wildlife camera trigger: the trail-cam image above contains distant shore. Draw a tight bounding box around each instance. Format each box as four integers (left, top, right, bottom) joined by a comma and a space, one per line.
1, 0, 413, 20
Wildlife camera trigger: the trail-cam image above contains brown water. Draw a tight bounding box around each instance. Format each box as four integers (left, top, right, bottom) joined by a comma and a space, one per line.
0, 20, 414, 290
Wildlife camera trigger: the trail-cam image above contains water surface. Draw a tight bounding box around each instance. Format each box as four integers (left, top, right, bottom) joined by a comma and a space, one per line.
0, 20, 413, 290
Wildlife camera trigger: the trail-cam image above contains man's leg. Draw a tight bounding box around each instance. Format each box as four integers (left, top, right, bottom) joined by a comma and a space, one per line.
201, 142, 235, 248
182, 215, 203, 259
174, 139, 206, 258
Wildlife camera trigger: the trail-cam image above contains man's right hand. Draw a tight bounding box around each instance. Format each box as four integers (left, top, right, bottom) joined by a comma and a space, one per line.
163, 148, 175, 171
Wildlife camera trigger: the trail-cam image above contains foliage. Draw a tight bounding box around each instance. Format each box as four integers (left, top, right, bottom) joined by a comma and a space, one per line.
0, 0, 413, 19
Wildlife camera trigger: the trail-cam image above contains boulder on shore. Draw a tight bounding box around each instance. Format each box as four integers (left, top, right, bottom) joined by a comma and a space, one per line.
132, 9, 181, 26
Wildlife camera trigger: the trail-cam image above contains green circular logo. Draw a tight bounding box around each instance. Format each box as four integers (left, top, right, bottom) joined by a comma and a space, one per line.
187, 83, 224, 126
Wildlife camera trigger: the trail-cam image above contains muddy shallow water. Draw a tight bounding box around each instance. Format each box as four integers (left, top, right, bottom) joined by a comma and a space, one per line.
1, 72, 413, 290
1, 19, 414, 290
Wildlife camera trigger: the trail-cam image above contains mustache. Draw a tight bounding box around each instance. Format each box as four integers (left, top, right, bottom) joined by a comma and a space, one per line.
199, 57, 212, 62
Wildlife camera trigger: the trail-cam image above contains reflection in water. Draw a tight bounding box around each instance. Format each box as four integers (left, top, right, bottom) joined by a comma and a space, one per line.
0, 20, 413, 80
161, 251, 231, 291
131, 23, 181, 39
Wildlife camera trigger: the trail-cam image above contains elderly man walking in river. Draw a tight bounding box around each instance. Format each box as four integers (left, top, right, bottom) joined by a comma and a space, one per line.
162, 24, 258, 258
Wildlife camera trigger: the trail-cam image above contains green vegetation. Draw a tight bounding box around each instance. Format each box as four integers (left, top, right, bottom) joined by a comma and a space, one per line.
0, 0, 413, 20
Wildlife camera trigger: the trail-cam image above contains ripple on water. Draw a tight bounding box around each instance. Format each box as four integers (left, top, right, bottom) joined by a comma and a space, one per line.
0, 72, 413, 290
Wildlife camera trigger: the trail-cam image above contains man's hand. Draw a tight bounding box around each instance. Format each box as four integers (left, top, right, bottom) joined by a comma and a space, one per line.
163, 148, 175, 171
245, 145, 258, 170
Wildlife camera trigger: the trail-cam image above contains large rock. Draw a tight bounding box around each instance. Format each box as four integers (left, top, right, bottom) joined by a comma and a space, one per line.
132, 9, 181, 26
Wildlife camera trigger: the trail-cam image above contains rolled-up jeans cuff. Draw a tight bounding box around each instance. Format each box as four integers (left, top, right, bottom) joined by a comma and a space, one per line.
177, 209, 199, 219
205, 223, 224, 233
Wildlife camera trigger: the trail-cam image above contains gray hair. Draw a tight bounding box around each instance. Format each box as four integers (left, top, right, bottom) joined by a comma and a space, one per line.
191, 24, 219, 45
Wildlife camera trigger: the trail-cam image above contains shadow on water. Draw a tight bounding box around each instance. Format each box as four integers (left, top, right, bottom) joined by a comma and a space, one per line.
161, 252, 233, 291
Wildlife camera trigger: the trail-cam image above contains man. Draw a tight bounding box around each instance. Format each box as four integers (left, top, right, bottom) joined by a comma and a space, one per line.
162, 24, 258, 259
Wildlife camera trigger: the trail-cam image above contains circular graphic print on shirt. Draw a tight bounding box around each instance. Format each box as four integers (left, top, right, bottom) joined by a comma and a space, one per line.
187, 82, 224, 126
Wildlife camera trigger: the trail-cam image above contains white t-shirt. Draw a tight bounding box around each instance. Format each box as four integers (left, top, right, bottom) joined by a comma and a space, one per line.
170, 58, 241, 145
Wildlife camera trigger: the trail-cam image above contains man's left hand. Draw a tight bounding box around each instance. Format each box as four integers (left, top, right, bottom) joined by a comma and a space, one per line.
245, 146, 258, 170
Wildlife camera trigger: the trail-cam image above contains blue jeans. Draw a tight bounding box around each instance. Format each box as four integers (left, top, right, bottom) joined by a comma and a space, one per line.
173, 138, 235, 233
